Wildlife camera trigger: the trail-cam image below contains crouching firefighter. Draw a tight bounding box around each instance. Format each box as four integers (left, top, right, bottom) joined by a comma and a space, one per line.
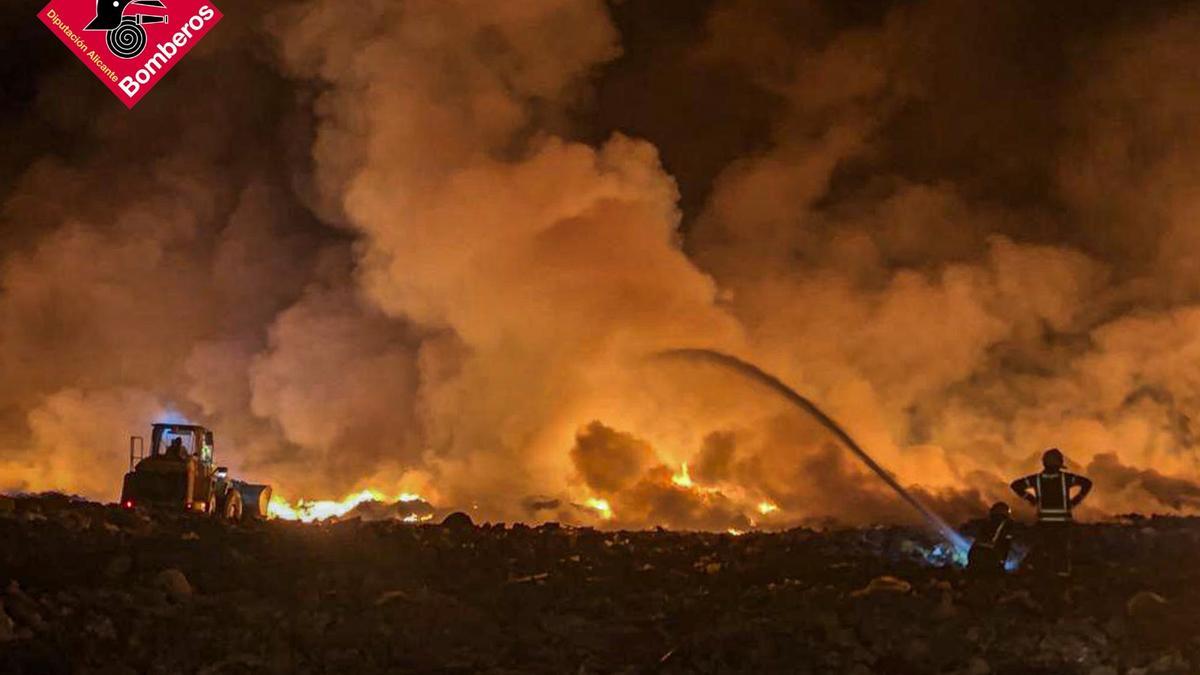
967, 501, 1014, 575
1010, 448, 1093, 577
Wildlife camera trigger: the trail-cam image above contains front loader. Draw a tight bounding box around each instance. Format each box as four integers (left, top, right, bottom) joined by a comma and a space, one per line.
119, 423, 271, 521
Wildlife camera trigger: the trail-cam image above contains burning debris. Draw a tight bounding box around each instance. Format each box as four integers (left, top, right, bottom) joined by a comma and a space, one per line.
266, 489, 431, 524
583, 497, 613, 521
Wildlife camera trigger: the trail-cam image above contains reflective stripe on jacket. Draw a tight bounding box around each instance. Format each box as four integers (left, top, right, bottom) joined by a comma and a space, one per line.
1018, 471, 1080, 522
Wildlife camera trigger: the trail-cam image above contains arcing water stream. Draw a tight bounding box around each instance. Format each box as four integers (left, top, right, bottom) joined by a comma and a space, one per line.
655, 348, 971, 557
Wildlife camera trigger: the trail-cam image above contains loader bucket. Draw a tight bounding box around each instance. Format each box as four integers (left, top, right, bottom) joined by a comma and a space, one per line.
233, 482, 272, 519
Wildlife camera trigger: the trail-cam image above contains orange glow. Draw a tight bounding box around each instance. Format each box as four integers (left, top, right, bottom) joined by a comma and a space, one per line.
757, 501, 779, 515
672, 462, 693, 488
585, 497, 613, 520
268, 489, 424, 523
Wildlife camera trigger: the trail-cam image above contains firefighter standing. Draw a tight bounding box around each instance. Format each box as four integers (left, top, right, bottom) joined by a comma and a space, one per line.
1010, 448, 1093, 577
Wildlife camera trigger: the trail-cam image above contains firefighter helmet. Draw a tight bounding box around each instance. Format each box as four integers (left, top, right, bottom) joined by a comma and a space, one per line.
1042, 448, 1064, 470
990, 501, 1011, 518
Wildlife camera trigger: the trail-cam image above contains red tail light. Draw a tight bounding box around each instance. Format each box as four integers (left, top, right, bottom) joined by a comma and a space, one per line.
122, 500, 134, 509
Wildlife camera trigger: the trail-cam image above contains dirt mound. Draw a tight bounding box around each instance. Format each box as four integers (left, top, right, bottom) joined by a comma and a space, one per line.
2, 494, 1199, 673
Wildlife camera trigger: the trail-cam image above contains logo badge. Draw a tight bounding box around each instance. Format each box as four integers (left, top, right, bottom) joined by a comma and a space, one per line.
39, 0, 222, 108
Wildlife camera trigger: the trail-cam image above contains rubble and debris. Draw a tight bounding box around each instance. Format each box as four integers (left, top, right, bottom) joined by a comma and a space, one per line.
102, 555, 132, 581
850, 575, 912, 597
4, 583, 46, 631
4, 493, 1200, 673
0, 602, 14, 643
1125, 590, 1168, 620
441, 511, 474, 529
153, 569, 192, 602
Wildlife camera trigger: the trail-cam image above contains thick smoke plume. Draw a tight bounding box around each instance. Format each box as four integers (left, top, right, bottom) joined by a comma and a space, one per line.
5, 0, 1200, 529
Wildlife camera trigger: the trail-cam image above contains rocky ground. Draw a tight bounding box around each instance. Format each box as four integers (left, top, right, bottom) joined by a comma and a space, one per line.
1, 494, 1198, 674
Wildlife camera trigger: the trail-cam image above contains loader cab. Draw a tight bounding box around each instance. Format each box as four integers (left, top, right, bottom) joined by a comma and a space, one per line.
121, 423, 219, 514
148, 424, 214, 466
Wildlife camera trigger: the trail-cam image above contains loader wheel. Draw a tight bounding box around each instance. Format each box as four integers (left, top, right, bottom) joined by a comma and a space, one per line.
222, 491, 243, 522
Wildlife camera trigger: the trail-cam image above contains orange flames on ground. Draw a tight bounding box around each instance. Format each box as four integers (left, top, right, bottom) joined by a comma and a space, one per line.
585, 497, 613, 520
672, 462, 694, 488
265, 478, 779, 530
577, 464, 785, 529
268, 489, 425, 523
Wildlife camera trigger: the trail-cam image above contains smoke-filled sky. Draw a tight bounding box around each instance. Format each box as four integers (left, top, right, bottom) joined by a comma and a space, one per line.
6, 0, 1200, 529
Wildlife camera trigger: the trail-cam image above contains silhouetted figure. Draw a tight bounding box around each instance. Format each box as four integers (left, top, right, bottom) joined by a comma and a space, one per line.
1010, 448, 1093, 577
167, 436, 187, 460
967, 501, 1014, 575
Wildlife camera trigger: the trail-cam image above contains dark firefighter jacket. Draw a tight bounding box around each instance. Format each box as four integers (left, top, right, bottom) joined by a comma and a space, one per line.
967, 514, 1013, 572
1011, 471, 1090, 522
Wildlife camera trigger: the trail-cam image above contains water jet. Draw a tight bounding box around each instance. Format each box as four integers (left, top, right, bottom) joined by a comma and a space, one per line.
654, 348, 971, 558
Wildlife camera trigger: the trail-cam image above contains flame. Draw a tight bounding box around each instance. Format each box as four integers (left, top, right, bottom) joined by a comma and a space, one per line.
757, 501, 778, 515
585, 497, 613, 520
726, 528, 745, 536
268, 489, 424, 523
672, 462, 693, 488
